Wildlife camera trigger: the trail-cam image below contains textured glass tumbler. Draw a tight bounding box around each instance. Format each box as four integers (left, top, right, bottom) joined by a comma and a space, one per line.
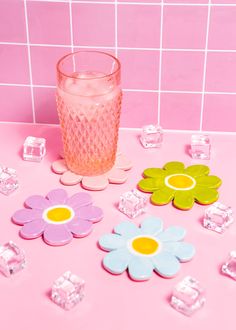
56, 51, 122, 176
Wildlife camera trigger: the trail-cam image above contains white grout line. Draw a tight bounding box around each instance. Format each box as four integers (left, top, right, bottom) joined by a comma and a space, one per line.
157, 0, 164, 126
114, 0, 118, 58
0, 83, 32, 88
124, 88, 158, 93
119, 127, 236, 135
126, 89, 236, 95
164, 128, 236, 135
2, 82, 236, 96
74, 45, 114, 50
161, 90, 201, 94
79, 1, 236, 6
117, 2, 205, 5
0, 121, 59, 127
29, 43, 72, 48
68, 0, 76, 72
23, 0, 36, 124
160, 2, 236, 5
0, 41, 28, 46
69, 0, 74, 53
1, 120, 235, 135
3, 41, 236, 53
200, 0, 211, 131
72, 1, 116, 3
24, 0, 236, 6
0, 42, 72, 48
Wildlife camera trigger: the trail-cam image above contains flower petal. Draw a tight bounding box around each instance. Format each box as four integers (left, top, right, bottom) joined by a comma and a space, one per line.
173, 191, 195, 210
152, 251, 180, 277
78, 205, 103, 223
60, 171, 83, 186
114, 221, 140, 239
12, 209, 42, 225
20, 219, 46, 239
25, 195, 51, 210
151, 187, 175, 205
143, 168, 166, 179
51, 159, 68, 174
164, 161, 185, 171
46, 189, 68, 204
103, 248, 131, 274
163, 242, 196, 262
128, 256, 153, 281
43, 224, 73, 246
67, 219, 93, 237
66, 192, 92, 209
185, 164, 210, 177
140, 216, 163, 236
193, 186, 219, 205
99, 234, 126, 251
157, 226, 186, 242
108, 168, 127, 184
82, 175, 109, 191
138, 178, 161, 192
115, 154, 132, 170
195, 175, 222, 188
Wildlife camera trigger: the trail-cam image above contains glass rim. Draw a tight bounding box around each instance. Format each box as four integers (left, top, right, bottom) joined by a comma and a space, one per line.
56, 50, 121, 80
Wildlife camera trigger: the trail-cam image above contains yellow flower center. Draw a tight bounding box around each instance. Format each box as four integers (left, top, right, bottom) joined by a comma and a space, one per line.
166, 174, 195, 190
132, 236, 159, 255
45, 206, 72, 223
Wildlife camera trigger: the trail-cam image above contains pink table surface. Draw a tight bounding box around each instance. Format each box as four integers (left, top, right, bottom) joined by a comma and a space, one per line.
0, 123, 235, 330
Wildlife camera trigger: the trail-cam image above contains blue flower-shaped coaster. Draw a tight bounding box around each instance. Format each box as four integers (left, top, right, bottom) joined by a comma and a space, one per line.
99, 217, 195, 281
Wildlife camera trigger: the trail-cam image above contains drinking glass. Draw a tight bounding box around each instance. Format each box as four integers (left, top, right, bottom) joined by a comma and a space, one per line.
56, 51, 122, 176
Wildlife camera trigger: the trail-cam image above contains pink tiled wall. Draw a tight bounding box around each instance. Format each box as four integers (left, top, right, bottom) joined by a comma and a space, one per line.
0, 0, 236, 132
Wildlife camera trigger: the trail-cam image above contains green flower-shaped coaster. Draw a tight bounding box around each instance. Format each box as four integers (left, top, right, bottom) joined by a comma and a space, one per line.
138, 161, 222, 210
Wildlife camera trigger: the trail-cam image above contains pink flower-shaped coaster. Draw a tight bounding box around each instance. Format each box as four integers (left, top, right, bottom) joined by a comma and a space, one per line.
12, 189, 103, 246
51, 151, 132, 191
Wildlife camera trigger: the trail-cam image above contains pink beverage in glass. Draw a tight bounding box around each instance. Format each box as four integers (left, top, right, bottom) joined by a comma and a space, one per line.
56, 51, 122, 176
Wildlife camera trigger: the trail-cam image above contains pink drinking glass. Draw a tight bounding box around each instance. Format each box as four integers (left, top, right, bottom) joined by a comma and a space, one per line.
56, 51, 122, 176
